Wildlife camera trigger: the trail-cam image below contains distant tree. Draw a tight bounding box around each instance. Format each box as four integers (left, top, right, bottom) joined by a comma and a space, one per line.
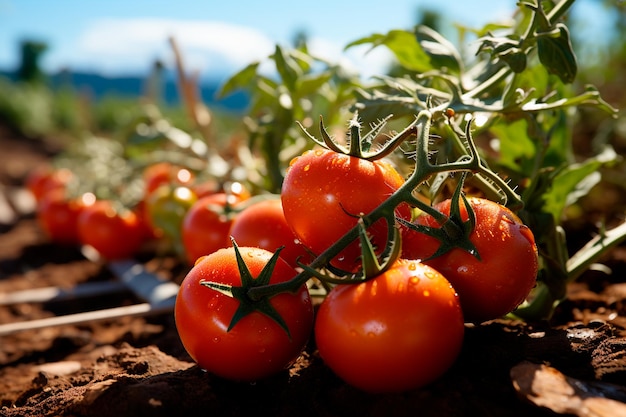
17, 40, 48, 84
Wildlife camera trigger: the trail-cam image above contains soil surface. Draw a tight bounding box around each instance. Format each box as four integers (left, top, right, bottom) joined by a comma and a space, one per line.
2, 127, 626, 417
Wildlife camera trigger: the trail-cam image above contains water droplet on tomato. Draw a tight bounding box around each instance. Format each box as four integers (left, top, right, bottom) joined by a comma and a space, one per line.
423, 290, 430, 297
314, 149, 324, 156
502, 216, 516, 225
424, 270, 438, 280
407, 262, 417, 271
303, 164, 310, 172
212, 336, 221, 343
409, 276, 420, 285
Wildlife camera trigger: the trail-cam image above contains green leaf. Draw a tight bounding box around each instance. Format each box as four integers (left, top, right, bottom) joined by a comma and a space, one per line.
218, 61, 260, 98
347, 30, 433, 73
416, 25, 462, 73
489, 118, 537, 175
536, 23, 578, 84
543, 146, 618, 221
273, 44, 302, 93
295, 71, 333, 97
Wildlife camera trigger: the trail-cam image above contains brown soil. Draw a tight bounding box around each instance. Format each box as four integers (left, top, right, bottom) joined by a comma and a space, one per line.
1, 127, 626, 417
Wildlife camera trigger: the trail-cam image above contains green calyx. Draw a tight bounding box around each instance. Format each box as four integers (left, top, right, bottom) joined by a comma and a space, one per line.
200, 239, 293, 339
297, 112, 416, 161
400, 174, 480, 261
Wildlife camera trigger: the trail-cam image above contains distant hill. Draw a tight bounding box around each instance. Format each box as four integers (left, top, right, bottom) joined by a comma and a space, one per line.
0, 69, 250, 113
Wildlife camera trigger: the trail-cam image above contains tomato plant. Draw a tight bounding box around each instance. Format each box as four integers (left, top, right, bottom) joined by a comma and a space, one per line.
77, 199, 146, 260
175, 245, 313, 381
402, 196, 538, 322
314, 259, 464, 393
281, 148, 411, 272
229, 197, 312, 269
181, 193, 238, 265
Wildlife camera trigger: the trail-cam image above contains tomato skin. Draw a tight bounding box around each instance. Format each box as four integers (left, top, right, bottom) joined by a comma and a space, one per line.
26, 167, 73, 202
314, 259, 464, 393
181, 193, 238, 265
175, 247, 314, 381
229, 197, 313, 269
402, 197, 538, 322
281, 149, 411, 272
77, 200, 146, 260
37, 190, 93, 245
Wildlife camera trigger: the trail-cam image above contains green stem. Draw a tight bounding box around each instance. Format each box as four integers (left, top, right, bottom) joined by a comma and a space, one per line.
248, 109, 523, 301
516, 219, 626, 321
566, 220, 626, 282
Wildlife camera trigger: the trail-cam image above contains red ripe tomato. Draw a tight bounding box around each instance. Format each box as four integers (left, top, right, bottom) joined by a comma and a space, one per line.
315, 259, 464, 393
37, 190, 94, 245
402, 197, 538, 322
181, 193, 238, 265
281, 149, 411, 272
143, 162, 194, 195
175, 246, 314, 381
77, 200, 146, 260
26, 166, 73, 202
229, 197, 312, 269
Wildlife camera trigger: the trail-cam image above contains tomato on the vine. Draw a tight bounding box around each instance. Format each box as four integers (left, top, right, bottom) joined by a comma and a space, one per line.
229, 197, 313, 269
37, 189, 94, 245
175, 246, 313, 381
314, 259, 464, 393
181, 193, 240, 265
281, 149, 411, 272
402, 196, 538, 322
77, 200, 146, 260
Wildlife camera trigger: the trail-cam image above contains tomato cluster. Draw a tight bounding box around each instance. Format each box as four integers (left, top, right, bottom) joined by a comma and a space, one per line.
171, 143, 538, 393
29, 143, 538, 394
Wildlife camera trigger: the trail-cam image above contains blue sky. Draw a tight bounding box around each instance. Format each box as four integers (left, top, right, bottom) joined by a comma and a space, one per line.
0, 0, 614, 81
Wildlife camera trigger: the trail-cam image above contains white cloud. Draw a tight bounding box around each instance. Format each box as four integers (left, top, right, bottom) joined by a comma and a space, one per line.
43, 17, 395, 81
50, 18, 276, 77
307, 37, 394, 80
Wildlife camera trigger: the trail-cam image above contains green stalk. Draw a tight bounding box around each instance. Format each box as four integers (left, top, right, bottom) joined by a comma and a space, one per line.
247, 109, 523, 301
